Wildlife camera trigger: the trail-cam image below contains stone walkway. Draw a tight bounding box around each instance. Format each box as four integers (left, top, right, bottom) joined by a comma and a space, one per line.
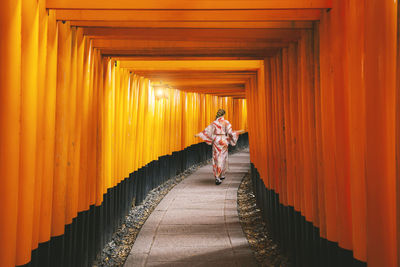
124, 151, 258, 267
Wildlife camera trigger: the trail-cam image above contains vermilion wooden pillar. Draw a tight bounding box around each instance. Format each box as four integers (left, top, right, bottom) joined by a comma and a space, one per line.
39, 10, 57, 245
313, 22, 325, 234
319, 9, 339, 245
31, 0, 48, 253
52, 21, 72, 238
345, 1, 367, 262
288, 43, 300, 212
16, 0, 39, 264
0, 1, 21, 266
365, 0, 398, 266
65, 26, 79, 227
276, 51, 287, 206
397, 2, 400, 265
329, 2, 353, 252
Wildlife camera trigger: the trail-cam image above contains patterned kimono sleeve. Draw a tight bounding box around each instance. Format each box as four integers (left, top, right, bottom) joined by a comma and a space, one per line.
226, 121, 239, 146
198, 124, 214, 145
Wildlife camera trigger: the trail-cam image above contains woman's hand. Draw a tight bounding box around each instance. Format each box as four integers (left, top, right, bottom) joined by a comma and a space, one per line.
194, 133, 199, 138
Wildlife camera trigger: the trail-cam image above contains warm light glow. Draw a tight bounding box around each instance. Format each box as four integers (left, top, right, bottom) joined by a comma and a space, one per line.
152, 82, 170, 100
155, 88, 164, 99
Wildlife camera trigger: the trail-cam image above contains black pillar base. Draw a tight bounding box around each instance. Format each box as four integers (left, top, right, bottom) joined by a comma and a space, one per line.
250, 164, 367, 267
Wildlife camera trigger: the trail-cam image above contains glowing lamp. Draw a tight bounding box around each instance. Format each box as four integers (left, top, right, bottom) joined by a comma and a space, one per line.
156, 88, 165, 99
152, 82, 170, 100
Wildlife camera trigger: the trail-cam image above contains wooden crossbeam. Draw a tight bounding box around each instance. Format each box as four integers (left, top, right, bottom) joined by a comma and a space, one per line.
96, 38, 283, 57
113, 57, 263, 60
57, 9, 321, 21
210, 91, 246, 95
101, 49, 279, 58
172, 84, 245, 89
207, 93, 246, 97
163, 80, 248, 87
92, 40, 289, 49
133, 70, 258, 76
83, 28, 302, 42
119, 60, 263, 71
100, 45, 282, 59
174, 87, 246, 92
179, 90, 245, 94
133, 71, 257, 83
180, 89, 246, 96
69, 21, 314, 29
47, 0, 332, 10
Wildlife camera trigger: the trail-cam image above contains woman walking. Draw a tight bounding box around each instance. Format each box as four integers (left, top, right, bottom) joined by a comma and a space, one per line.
195, 109, 244, 185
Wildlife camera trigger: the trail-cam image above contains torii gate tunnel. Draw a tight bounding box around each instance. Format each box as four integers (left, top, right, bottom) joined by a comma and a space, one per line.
0, 0, 399, 267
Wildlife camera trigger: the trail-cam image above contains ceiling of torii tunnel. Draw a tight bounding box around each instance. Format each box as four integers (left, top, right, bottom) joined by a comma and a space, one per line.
48, 0, 329, 99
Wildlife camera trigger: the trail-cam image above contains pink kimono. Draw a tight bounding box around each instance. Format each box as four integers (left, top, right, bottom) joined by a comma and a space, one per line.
198, 117, 239, 178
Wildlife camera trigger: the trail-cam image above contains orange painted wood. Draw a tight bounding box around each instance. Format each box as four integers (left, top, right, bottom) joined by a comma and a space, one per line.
263, 58, 273, 188
65, 27, 79, 225
69, 21, 314, 29
94, 49, 104, 206
254, 62, 267, 182
88, 43, 99, 206
155, 80, 247, 87
83, 28, 302, 42
295, 41, 305, 214
31, 0, 48, 250
269, 56, 279, 191
307, 29, 318, 226
116, 56, 267, 61
15, 0, 39, 264
39, 10, 57, 243
47, 0, 332, 10
179, 90, 245, 94
364, 0, 398, 266
287, 43, 300, 210
119, 60, 263, 71
299, 30, 317, 223
281, 47, 293, 207
328, 3, 353, 251
77, 36, 91, 212
275, 52, 287, 204
319, 11, 338, 243
92, 39, 288, 50
397, 2, 400, 264
178, 84, 245, 89
100, 49, 279, 58
0, 0, 21, 265
312, 23, 325, 232
56, 9, 321, 21
52, 21, 72, 237
344, 1, 367, 259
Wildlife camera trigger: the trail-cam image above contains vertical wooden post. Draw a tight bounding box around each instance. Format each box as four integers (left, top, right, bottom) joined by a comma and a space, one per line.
0, 0, 21, 266
16, 0, 39, 263
365, 0, 398, 266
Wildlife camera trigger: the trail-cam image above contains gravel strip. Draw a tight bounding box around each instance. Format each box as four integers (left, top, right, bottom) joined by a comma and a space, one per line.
237, 172, 291, 267
92, 159, 211, 267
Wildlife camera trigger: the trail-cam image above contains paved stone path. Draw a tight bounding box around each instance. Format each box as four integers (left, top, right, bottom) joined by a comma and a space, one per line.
125, 151, 258, 267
